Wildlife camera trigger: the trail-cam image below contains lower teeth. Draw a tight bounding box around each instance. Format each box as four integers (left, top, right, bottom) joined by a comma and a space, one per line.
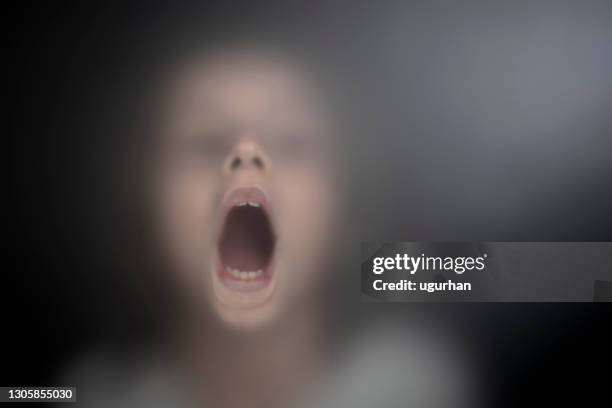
226, 267, 263, 280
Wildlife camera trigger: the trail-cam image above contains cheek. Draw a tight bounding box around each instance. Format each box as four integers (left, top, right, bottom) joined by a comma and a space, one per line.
276, 169, 335, 289
158, 166, 217, 281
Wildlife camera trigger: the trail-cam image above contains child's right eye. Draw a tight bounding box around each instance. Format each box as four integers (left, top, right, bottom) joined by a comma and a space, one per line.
187, 131, 232, 158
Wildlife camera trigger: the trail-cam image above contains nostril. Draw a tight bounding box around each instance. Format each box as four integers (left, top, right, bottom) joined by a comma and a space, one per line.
230, 157, 242, 170
252, 156, 264, 169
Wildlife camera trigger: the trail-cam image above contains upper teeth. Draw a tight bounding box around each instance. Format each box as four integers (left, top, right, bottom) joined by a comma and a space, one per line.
225, 267, 263, 280
236, 202, 260, 207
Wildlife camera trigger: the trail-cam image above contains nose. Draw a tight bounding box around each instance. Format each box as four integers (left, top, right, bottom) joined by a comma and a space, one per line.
224, 136, 269, 174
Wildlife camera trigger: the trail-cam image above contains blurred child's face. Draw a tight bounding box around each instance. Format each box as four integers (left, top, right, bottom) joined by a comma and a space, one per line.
155, 52, 337, 330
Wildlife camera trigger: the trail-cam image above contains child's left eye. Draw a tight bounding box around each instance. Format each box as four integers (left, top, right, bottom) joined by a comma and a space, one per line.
272, 133, 316, 159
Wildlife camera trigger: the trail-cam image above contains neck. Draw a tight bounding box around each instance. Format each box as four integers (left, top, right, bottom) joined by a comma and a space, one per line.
176, 303, 327, 408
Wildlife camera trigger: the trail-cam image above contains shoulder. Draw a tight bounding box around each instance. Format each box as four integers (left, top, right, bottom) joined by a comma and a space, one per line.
56, 348, 193, 408
314, 321, 478, 408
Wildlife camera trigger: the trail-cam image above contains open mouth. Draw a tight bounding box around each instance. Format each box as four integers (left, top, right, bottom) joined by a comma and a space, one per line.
216, 186, 275, 292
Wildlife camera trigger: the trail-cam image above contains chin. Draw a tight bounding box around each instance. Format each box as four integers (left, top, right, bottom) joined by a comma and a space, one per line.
210, 298, 283, 332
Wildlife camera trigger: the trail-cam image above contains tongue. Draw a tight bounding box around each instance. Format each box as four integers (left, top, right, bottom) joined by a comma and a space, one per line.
219, 206, 274, 271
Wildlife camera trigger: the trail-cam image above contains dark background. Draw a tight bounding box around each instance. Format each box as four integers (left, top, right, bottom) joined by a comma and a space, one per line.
10, 1, 611, 406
